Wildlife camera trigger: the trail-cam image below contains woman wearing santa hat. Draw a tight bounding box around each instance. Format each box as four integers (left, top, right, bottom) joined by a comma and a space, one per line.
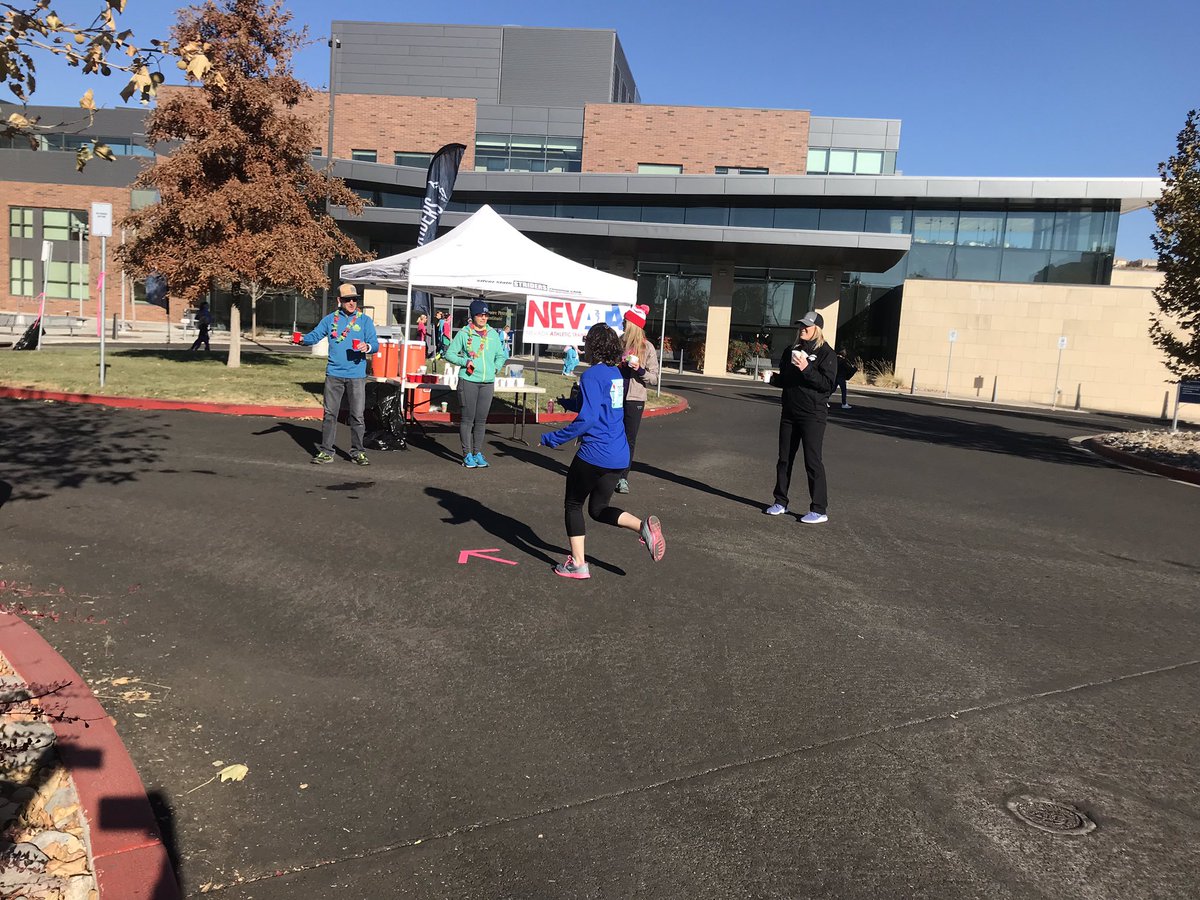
616, 303, 659, 495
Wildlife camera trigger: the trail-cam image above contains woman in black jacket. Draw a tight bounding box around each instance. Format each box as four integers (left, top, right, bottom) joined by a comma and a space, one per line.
766, 310, 837, 523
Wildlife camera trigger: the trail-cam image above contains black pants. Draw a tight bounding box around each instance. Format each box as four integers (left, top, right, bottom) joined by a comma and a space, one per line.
773, 414, 828, 514
564, 456, 625, 537
621, 400, 645, 479
835, 378, 848, 405
190, 325, 210, 351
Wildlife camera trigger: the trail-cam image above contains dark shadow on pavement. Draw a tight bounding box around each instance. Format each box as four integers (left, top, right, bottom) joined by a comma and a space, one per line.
0, 480, 11, 510
632, 460, 765, 511
832, 405, 1114, 468
252, 421, 321, 456
0, 400, 167, 502
424, 486, 626, 576
99, 791, 182, 898
490, 440, 569, 476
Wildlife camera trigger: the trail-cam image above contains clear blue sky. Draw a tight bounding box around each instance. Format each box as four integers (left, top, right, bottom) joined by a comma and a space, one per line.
29, 0, 1197, 258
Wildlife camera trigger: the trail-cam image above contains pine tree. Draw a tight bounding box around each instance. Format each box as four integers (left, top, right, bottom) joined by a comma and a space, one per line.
116, 0, 369, 367
1149, 109, 1200, 380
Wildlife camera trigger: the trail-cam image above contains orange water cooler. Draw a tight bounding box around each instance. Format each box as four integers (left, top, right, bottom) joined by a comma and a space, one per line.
400, 340, 425, 380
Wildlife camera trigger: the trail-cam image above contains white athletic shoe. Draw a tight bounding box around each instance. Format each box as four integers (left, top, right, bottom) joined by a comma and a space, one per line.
800, 512, 828, 524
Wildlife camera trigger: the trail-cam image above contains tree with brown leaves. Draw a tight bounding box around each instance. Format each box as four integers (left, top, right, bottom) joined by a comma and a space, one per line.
116, 0, 369, 367
2, 1, 212, 169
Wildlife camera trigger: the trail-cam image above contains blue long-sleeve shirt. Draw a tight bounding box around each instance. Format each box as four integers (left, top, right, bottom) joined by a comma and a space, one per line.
301, 311, 378, 378
540, 363, 629, 470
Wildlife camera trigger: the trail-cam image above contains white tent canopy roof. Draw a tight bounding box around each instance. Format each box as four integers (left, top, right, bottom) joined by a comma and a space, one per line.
339, 204, 637, 306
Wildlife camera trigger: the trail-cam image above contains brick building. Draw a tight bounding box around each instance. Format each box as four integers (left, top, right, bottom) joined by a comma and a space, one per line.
4, 21, 1181, 418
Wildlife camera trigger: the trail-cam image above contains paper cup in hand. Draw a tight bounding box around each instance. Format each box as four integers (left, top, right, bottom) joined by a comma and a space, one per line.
292, 331, 302, 344
627, 355, 639, 369
352, 339, 362, 350
791, 350, 804, 365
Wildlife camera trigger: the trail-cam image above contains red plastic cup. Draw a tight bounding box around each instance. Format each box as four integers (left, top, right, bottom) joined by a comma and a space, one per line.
292, 331, 302, 344
352, 339, 362, 351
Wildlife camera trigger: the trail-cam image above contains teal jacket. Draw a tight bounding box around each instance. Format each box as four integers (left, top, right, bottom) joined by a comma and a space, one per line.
444, 325, 508, 383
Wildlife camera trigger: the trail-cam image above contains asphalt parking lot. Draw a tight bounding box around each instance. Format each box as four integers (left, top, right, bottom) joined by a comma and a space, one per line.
2, 384, 1198, 899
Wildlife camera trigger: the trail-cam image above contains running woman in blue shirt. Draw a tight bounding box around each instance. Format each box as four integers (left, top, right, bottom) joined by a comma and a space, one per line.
540, 323, 666, 579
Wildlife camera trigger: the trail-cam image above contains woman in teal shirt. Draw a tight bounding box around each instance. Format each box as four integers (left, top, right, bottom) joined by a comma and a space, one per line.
444, 299, 508, 468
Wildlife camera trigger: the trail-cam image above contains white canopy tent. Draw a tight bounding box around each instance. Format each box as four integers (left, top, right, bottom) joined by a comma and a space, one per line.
339, 205, 638, 410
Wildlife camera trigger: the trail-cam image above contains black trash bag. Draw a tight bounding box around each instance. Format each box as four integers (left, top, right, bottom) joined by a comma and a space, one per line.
364, 428, 406, 452
13, 317, 41, 350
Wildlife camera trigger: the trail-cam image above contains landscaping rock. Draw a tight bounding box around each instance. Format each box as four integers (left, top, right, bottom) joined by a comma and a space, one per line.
1098, 429, 1200, 471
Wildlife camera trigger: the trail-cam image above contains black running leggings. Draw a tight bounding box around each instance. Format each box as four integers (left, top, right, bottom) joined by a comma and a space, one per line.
564, 456, 626, 537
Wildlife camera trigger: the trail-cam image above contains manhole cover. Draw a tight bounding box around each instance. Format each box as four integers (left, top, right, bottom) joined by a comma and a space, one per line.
1006, 795, 1096, 835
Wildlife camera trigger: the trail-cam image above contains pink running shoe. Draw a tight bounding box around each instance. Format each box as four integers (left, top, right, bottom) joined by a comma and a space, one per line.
554, 556, 591, 579
639, 515, 666, 562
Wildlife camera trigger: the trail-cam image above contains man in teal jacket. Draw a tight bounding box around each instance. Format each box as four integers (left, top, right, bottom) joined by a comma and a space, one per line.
295, 283, 378, 466
443, 298, 508, 467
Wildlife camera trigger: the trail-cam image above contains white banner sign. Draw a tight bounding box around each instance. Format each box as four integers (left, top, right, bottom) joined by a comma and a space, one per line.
523, 297, 632, 346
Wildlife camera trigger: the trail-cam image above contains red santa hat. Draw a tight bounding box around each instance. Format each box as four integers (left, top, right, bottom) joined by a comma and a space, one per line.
623, 304, 649, 329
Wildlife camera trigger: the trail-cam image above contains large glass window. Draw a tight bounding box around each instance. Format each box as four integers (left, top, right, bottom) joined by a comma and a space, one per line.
999, 249, 1051, 282
9, 207, 33, 238
43, 209, 87, 242
637, 268, 711, 371
1003, 211, 1054, 250
807, 149, 828, 173
9, 258, 33, 295
854, 151, 883, 175
637, 163, 683, 174
47, 260, 89, 300
827, 150, 856, 174
684, 206, 727, 226
907, 244, 954, 280
1051, 209, 1109, 252
951, 247, 1002, 281
819, 208, 866, 232
912, 211, 959, 245
473, 134, 582, 173
730, 207, 774, 228
394, 151, 432, 168
774, 207, 820, 229
640, 205, 685, 224
864, 209, 911, 234
350, 149, 377, 163
956, 212, 1003, 247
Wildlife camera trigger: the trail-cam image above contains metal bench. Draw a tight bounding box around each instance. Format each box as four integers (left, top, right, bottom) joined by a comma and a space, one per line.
43, 315, 88, 335
0, 313, 20, 334
659, 349, 685, 374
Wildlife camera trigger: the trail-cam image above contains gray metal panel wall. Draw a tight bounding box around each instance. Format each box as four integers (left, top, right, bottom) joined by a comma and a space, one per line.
809, 116, 901, 152
612, 37, 640, 103
498, 28, 616, 106
0, 149, 145, 187
476, 104, 585, 138
332, 22, 502, 100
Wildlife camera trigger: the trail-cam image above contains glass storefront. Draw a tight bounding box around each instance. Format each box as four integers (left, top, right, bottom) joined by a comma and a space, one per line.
636, 266, 712, 371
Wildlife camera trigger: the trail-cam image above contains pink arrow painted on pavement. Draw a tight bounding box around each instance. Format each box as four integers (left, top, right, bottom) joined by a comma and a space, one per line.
458, 548, 518, 566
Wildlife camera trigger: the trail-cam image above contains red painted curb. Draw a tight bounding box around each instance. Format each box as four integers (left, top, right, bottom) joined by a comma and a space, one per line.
0, 385, 320, 420
0, 613, 180, 899
0, 385, 690, 424
1082, 438, 1200, 486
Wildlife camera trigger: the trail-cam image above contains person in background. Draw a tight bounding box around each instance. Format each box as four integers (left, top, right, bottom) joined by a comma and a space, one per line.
295, 283, 378, 466
417, 312, 435, 361
189, 301, 212, 352
444, 299, 508, 468
434, 310, 449, 357
502, 324, 514, 355
833, 348, 856, 410
561, 343, 580, 377
615, 303, 659, 495
540, 323, 666, 579
766, 310, 836, 523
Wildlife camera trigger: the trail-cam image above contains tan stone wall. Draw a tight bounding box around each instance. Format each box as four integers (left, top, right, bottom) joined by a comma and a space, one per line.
1, 180, 172, 324
583, 104, 810, 175
895, 279, 1197, 423
1111, 267, 1164, 289
159, 87, 476, 167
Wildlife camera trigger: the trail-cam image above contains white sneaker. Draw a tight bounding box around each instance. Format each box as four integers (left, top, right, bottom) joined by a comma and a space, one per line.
841, 403, 852, 410
800, 512, 828, 524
